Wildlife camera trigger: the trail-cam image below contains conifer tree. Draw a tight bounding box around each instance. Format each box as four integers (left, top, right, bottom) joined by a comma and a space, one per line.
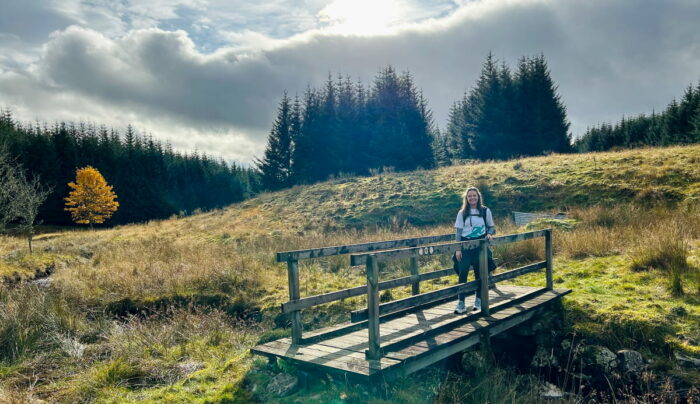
64, 166, 119, 226
256, 92, 293, 190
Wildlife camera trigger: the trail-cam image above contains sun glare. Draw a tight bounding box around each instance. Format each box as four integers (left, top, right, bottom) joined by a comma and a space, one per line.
318, 0, 404, 35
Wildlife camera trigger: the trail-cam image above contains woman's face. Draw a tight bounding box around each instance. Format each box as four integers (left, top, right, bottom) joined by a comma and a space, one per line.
467, 190, 479, 207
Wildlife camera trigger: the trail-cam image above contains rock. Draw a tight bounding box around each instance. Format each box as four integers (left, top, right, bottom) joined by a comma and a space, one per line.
32, 277, 52, 288
674, 352, 700, 369
617, 350, 645, 375
531, 346, 559, 368
581, 345, 618, 374
461, 351, 489, 376
540, 382, 565, 399
268, 372, 298, 397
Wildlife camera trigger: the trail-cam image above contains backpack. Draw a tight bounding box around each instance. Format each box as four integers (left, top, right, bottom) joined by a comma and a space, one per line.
462, 206, 488, 227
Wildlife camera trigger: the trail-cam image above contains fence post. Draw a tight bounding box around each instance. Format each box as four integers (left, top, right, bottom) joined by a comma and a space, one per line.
479, 240, 490, 315
545, 229, 553, 291
410, 256, 420, 295
366, 254, 381, 360
287, 259, 303, 344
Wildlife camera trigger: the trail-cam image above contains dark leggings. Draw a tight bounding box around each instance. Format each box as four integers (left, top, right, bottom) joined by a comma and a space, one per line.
452, 246, 496, 301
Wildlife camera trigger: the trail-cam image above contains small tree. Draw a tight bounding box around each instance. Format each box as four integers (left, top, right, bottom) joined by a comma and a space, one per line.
64, 166, 119, 227
14, 176, 52, 253
0, 147, 52, 253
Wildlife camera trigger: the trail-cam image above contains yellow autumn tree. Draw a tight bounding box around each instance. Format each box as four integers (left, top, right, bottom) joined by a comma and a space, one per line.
64, 166, 119, 226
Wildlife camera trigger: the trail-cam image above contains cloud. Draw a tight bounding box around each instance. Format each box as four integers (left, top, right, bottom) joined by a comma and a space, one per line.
1, 0, 699, 164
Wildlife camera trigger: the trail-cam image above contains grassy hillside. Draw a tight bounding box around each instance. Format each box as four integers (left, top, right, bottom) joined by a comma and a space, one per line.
1, 145, 700, 403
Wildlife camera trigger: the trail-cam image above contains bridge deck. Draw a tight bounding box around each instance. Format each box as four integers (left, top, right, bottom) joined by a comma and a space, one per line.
251, 285, 571, 381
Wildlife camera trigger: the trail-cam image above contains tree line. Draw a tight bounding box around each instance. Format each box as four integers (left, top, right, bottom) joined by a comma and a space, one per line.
0, 110, 259, 225
258, 54, 572, 190
257, 66, 436, 190
574, 83, 700, 152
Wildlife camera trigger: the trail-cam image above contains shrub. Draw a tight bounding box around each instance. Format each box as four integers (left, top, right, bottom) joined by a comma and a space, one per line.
629, 226, 690, 296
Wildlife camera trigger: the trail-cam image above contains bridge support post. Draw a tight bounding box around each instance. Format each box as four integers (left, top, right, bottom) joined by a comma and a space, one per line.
367, 255, 382, 360
287, 259, 303, 345
410, 256, 420, 295
479, 240, 490, 316
545, 229, 553, 291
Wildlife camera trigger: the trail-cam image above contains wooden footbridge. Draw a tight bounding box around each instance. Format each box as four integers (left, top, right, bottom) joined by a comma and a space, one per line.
251, 229, 571, 382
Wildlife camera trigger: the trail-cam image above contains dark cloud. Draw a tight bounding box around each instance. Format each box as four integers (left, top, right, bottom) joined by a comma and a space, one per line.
1, 0, 699, 163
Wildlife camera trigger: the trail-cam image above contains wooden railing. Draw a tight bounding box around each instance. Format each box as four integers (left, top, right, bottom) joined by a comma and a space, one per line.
277, 233, 455, 344
277, 229, 554, 357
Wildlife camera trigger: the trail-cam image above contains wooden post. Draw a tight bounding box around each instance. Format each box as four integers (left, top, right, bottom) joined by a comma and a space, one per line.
479, 240, 490, 315
287, 259, 303, 344
410, 256, 420, 295
545, 229, 553, 291
366, 255, 381, 360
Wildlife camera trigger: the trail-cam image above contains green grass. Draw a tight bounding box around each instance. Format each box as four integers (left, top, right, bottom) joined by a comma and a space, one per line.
2, 144, 700, 402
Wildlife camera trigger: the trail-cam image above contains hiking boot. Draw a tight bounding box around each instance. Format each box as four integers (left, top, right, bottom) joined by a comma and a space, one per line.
454, 300, 467, 314
473, 297, 481, 311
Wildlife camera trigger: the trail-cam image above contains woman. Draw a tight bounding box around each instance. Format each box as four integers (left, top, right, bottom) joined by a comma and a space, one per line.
453, 186, 497, 314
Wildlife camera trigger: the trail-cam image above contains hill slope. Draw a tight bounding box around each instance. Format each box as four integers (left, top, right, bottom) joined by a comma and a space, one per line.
1, 145, 699, 403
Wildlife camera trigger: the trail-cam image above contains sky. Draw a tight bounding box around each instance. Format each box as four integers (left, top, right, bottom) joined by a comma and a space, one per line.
1, 0, 699, 164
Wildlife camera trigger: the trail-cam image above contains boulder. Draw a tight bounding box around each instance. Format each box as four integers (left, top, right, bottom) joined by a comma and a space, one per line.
539, 382, 565, 399
674, 352, 700, 369
581, 345, 618, 375
617, 350, 645, 375
267, 372, 298, 397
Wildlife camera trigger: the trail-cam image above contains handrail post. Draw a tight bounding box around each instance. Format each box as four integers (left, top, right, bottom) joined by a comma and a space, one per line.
287, 259, 302, 345
479, 240, 490, 315
366, 254, 381, 360
410, 256, 420, 295
545, 229, 553, 290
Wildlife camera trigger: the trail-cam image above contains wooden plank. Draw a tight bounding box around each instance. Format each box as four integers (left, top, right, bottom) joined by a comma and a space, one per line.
479, 240, 489, 315
410, 257, 420, 295
351, 239, 481, 266
277, 233, 453, 261
251, 340, 397, 375
283, 260, 543, 315
350, 230, 547, 265
490, 261, 547, 283
281, 268, 454, 313
377, 287, 548, 355
287, 259, 302, 344
351, 280, 480, 322
545, 229, 553, 290
298, 285, 462, 345
366, 255, 381, 360
387, 289, 571, 377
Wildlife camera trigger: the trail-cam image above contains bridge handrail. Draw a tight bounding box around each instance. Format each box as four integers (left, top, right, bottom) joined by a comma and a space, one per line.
276, 233, 454, 262
279, 232, 454, 344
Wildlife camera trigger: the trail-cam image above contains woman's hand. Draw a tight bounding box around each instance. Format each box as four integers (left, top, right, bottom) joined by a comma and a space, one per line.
455, 250, 462, 261
486, 234, 493, 240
